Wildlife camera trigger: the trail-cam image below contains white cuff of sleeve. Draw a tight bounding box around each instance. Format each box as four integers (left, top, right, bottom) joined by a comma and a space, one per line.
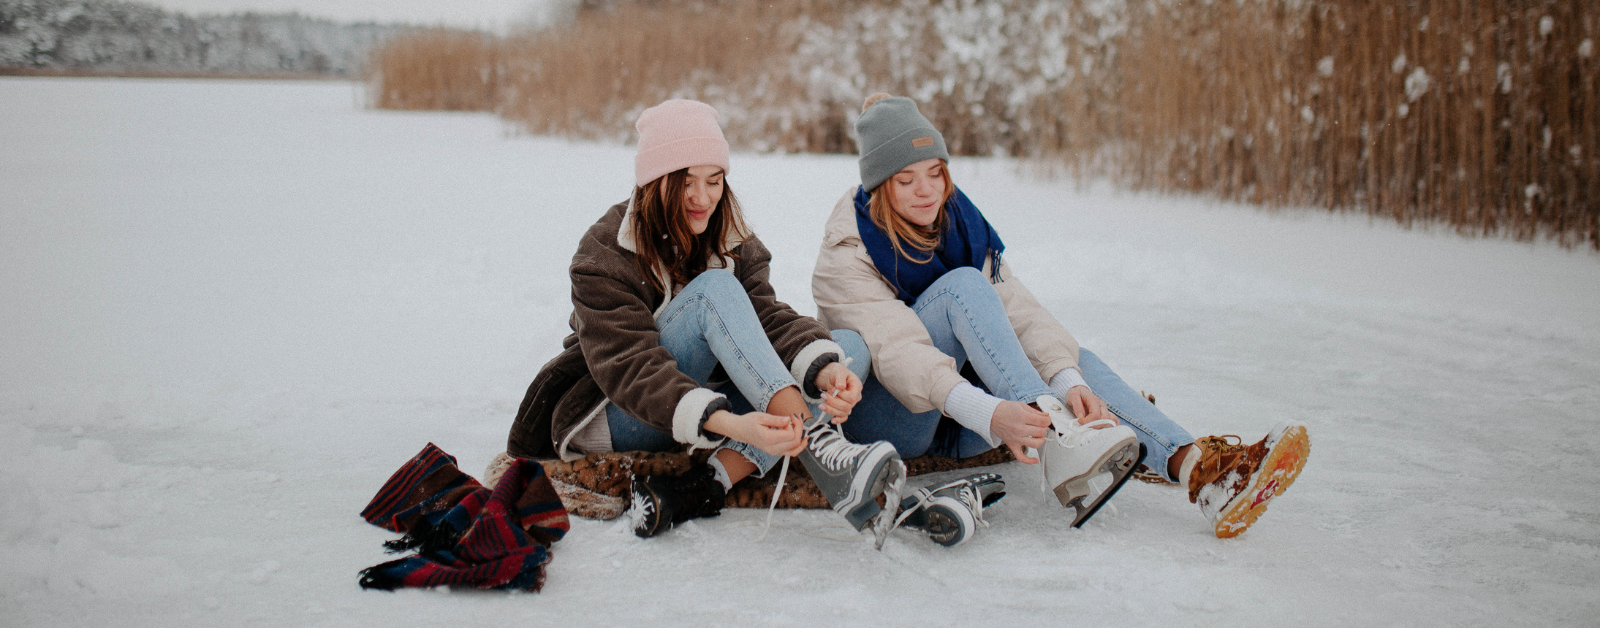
671, 388, 728, 450
1049, 367, 1089, 402
943, 382, 1004, 448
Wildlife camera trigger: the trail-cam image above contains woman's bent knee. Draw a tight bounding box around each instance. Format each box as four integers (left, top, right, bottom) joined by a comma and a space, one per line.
923, 266, 999, 303
684, 268, 741, 293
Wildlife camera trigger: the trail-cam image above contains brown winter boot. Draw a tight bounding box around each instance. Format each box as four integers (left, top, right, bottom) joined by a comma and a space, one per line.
1184, 422, 1310, 538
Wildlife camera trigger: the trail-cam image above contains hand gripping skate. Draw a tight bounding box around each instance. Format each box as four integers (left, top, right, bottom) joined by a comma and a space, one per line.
893, 473, 1006, 547
1035, 397, 1145, 528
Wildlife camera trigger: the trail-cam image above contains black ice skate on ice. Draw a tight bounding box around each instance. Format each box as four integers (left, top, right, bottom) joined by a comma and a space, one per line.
894, 473, 1007, 547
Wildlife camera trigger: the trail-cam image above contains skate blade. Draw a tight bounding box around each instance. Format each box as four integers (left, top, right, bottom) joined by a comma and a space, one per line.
870, 459, 907, 550
1060, 443, 1146, 528
1051, 437, 1140, 507
1214, 424, 1310, 538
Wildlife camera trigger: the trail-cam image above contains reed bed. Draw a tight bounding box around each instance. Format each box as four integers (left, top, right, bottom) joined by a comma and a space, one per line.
366, 29, 501, 111
366, 0, 1598, 248
1119, 0, 1599, 246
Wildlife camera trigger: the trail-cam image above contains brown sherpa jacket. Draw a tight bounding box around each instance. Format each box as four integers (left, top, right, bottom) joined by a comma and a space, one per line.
506, 199, 844, 461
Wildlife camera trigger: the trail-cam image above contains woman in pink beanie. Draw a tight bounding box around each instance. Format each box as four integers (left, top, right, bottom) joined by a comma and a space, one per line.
499, 100, 905, 541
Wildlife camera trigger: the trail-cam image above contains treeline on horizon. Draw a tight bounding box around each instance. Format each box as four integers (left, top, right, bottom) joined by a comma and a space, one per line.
369, 0, 1598, 249
0, 0, 411, 77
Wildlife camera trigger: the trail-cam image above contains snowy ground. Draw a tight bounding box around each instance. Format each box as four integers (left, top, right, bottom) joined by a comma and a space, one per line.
3, 77, 1599, 627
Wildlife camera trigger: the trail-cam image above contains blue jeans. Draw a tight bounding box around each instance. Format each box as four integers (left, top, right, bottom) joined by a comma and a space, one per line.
842, 267, 1195, 481
606, 269, 872, 477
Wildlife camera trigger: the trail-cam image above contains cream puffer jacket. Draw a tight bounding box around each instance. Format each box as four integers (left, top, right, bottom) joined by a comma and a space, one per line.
811, 188, 1080, 414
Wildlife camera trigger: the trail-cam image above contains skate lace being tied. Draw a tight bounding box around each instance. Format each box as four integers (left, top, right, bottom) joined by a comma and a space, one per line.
806, 418, 863, 470
760, 411, 828, 541
756, 455, 790, 541
760, 356, 864, 541
1039, 397, 1118, 444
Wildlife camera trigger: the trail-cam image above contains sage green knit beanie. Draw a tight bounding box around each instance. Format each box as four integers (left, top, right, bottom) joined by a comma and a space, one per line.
855, 94, 949, 191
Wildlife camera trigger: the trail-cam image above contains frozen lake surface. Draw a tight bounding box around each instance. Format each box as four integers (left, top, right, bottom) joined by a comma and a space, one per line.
2, 77, 1599, 626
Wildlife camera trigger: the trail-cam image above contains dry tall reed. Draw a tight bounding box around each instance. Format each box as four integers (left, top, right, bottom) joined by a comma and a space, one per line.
1118, 0, 1598, 246
366, 29, 500, 111
367, 0, 1599, 248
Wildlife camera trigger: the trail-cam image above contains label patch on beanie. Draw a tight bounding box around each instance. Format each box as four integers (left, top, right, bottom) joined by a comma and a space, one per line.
912, 136, 935, 148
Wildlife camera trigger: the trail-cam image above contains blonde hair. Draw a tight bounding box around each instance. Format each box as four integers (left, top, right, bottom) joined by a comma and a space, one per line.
866, 161, 955, 263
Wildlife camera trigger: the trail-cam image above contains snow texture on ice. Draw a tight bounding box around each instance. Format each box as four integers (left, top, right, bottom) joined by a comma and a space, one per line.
2, 77, 1599, 626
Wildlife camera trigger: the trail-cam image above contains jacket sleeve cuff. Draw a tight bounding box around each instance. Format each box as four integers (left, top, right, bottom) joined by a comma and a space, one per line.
673, 387, 729, 449
789, 338, 845, 403
1049, 367, 1089, 401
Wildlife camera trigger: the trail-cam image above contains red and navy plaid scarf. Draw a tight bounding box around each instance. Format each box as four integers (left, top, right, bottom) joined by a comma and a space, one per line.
358, 443, 570, 591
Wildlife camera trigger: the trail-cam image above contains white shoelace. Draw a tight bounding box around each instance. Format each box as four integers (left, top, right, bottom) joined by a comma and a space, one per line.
892, 487, 934, 529
1056, 417, 1118, 445
756, 455, 790, 541
952, 482, 989, 528
806, 420, 865, 469
759, 357, 858, 540
757, 413, 853, 540
892, 481, 988, 530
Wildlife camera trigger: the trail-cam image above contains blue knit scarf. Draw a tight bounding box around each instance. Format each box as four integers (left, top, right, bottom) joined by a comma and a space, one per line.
853, 185, 1005, 305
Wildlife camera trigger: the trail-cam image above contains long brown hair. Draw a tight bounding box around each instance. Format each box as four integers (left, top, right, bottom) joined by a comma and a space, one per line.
867, 161, 954, 263
630, 167, 750, 294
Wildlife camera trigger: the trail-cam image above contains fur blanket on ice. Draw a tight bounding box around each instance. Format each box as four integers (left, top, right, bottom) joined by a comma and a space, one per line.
485, 446, 1018, 520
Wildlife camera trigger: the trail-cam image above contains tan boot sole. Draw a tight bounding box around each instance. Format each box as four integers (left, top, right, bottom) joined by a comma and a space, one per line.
1213, 424, 1310, 538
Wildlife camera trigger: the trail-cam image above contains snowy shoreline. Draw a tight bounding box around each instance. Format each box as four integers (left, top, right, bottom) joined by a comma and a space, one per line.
2, 77, 1598, 626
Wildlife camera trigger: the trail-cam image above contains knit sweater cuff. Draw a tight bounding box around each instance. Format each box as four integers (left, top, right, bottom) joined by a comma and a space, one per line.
1049, 367, 1089, 402
943, 382, 1003, 448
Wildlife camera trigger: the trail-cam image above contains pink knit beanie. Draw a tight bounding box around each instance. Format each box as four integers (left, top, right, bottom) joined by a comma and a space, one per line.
634, 99, 730, 187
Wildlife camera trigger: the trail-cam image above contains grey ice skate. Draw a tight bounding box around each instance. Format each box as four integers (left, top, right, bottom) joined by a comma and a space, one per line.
796, 414, 906, 549
895, 473, 1006, 547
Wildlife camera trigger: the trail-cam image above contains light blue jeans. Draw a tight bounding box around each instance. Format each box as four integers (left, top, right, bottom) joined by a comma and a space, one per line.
841, 267, 1195, 481
606, 269, 872, 477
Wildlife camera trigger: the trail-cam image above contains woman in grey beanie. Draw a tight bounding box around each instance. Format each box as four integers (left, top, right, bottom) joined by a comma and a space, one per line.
811, 94, 1311, 540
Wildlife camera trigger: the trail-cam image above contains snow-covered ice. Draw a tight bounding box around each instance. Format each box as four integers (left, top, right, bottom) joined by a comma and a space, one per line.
2, 77, 1599, 626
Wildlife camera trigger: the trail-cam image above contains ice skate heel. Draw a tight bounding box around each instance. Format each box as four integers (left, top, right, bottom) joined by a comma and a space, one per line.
1056, 442, 1144, 527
